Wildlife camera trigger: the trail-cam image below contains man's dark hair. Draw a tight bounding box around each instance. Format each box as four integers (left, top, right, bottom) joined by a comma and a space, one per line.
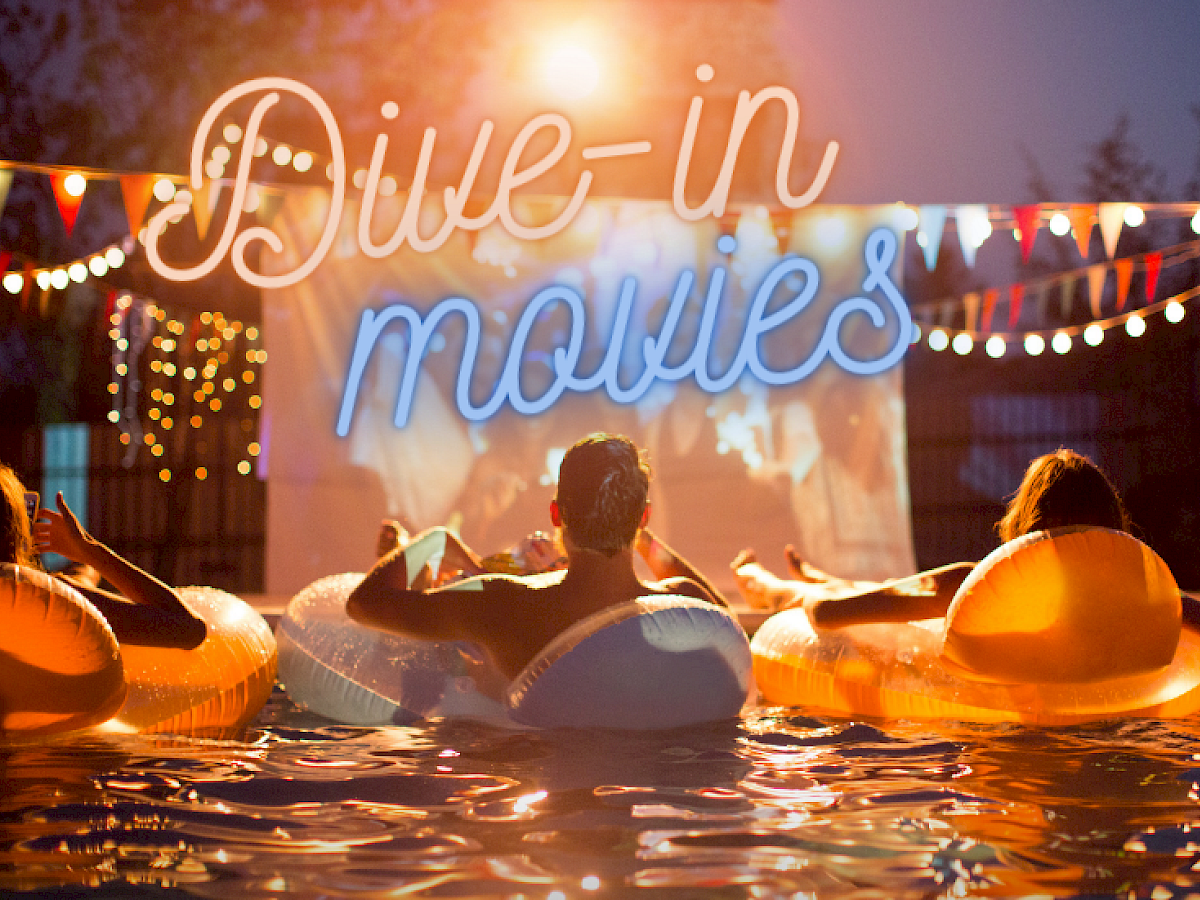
556, 433, 650, 554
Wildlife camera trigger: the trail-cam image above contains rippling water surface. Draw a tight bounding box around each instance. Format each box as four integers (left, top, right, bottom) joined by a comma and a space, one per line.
5, 691, 1200, 898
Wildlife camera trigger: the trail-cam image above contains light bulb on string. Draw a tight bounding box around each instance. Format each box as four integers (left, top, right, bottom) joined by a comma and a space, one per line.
1052, 332, 1072, 354
1165, 301, 1185, 324
1083, 323, 1104, 346
928, 329, 949, 351
984, 335, 1005, 358
1024, 334, 1045, 356
952, 333, 973, 355
1125, 315, 1146, 337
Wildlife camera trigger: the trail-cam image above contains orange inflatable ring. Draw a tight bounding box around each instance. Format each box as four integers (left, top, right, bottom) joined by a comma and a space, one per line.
751, 528, 1200, 725
108, 587, 278, 736
0, 564, 126, 740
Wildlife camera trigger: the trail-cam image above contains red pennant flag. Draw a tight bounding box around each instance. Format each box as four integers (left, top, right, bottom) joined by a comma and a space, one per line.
1008, 283, 1024, 329
119, 173, 156, 235
1113, 258, 1134, 311
1069, 205, 1094, 260
0, 250, 11, 276
980, 288, 999, 332
49, 171, 86, 236
1143, 251, 1162, 304
1013, 205, 1041, 264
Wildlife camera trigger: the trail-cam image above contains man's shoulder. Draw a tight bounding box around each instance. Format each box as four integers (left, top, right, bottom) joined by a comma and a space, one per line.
645, 576, 726, 607
436, 568, 567, 596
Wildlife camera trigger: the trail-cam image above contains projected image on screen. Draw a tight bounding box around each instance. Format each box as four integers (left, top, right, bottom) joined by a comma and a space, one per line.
262, 194, 915, 597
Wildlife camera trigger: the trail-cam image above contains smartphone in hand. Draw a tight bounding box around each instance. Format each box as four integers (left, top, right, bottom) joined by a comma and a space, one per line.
24, 491, 39, 525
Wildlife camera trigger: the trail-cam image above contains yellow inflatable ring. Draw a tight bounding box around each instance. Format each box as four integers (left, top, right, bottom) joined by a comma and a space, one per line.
110, 587, 277, 736
751, 529, 1199, 725
0, 564, 126, 739
942, 527, 1180, 683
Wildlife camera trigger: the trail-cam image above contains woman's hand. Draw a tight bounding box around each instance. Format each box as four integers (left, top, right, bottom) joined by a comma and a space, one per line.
32, 493, 98, 565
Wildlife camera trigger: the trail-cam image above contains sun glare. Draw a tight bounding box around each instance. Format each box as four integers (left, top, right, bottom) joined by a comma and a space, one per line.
541, 42, 601, 102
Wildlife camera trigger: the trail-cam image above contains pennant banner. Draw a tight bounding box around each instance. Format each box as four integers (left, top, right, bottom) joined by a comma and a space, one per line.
1008, 283, 1025, 329
49, 172, 86, 236
1098, 202, 1126, 259
919, 205, 947, 271
1069, 205, 1094, 260
1144, 251, 1162, 304
1114, 257, 1134, 311
119, 173, 156, 236
1013, 204, 1041, 264
1086, 264, 1108, 319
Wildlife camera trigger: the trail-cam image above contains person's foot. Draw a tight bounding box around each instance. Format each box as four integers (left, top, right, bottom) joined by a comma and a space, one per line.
732, 559, 801, 612
784, 545, 832, 583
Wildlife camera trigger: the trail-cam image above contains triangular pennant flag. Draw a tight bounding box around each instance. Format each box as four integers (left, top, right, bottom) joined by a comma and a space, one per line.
1008, 283, 1025, 329
120, 174, 156, 235
956, 204, 989, 268
962, 292, 981, 333
980, 288, 999, 332
1113, 258, 1134, 311
1097, 202, 1126, 259
918, 205, 947, 271
1032, 281, 1049, 326
1086, 264, 1108, 319
256, 189, 284, 227
1060, 272, 1076, 319
1143, 251, 1162, 304
191, 180, 221, 242
1013, 205, 1041, 264
0, 170, 14, 221
49, 171, 86, 236
1069, 205, 1094, 259
0, 250, 11, 276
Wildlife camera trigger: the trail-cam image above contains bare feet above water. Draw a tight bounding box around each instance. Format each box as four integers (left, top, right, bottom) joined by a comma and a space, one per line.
731, 548, 804, 612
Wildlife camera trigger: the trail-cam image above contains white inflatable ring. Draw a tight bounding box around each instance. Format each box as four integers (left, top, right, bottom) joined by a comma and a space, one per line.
277, 574, 753, 729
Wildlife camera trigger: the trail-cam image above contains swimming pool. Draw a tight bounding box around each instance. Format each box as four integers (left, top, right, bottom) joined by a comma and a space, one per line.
4, 689, 1200, 898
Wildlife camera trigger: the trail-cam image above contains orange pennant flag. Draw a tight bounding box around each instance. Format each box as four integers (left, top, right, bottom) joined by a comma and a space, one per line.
1086, 264, 1107, 319
1143, 251, 1162, 304
1013, 205, 1041, 264
1069, 205, 1094, 260
49, 171, 86, 236
1008, 283, 1024, 329
119, 173, 156, 235
963, 292, 980, 333
191, 179, 220, 242
1113, 258, 1134, 311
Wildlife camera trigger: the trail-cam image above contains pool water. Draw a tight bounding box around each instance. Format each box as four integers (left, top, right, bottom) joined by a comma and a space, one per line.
4, 690, 1200, 898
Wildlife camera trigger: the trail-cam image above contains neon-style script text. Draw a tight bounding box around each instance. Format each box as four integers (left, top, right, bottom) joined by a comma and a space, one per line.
335, 229, 910, 434
143, 72, 838, 288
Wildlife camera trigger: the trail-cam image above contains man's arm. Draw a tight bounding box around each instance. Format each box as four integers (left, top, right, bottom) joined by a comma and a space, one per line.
634, 526, 731, 608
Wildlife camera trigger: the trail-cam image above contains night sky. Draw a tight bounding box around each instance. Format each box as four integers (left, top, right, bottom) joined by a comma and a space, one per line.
779, 0, 1200, 203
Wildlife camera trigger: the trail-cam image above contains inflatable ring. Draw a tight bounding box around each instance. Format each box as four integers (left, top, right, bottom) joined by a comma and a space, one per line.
0, 564, 126, 739
110, 587, 278, 736
277, 574, 753, 729
942, 526, 1180, 683
752, 528, 1200, 725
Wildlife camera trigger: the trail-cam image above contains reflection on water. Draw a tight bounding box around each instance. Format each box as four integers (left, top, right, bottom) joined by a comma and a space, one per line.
4, 692, 1200, 897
